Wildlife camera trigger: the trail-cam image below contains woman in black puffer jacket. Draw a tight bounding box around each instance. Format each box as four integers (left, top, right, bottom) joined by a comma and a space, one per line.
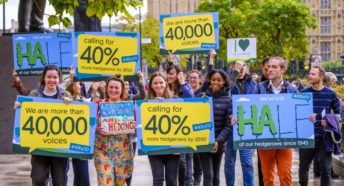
200, 69, 232, 186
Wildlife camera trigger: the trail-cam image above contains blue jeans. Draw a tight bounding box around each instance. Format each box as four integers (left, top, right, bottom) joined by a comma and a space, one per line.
224, 138, 254, 186
148, 154, 180, 186
66, 158, 90, 186
179, 153, 193, 186
193, 153, 202, 185
299, 139, 332, 186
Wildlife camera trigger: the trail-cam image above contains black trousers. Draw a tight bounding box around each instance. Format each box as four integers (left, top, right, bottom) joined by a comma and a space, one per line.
31, 155, 67, 186
199, 149, 223, 186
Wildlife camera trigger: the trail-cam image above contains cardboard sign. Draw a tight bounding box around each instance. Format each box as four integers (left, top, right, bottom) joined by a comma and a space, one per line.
135, 97, 215, 155
232, 93, 314, 149
73, 32, 140, 81
12, 33, 73, 75
12, 96, 97, 159
100, 102, 136, 135
227, 38, 257, 64
160, 12, 219, 54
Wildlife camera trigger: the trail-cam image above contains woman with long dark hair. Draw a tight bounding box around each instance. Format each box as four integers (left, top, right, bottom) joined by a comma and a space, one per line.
146, 72, 180, 186
14, 65, 73, 186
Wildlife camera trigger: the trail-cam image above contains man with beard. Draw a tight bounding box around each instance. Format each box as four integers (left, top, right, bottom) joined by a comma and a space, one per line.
299, 66, 340, 186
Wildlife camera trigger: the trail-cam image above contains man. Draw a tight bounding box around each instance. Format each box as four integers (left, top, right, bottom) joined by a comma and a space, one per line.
224, 60, 256, 186
256, 57, 297, 186
258, 57, 270, 83
299, 66, 340, 186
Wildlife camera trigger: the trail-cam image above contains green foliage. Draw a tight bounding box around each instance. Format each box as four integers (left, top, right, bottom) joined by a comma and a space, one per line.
113, 15, 162, 68
0, 0, 8, 4
322, 61, 342, 71
196, 0, 317, 65
47, 0, 142, 28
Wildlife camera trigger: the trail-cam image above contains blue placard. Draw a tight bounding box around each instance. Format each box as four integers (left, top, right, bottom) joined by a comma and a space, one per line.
232, 93, 315, 149
159, 12, 219, 54
12, 96, 98, 159
73, 32, 140, 81
135, 97, 215, 155
12, 33, 73, 75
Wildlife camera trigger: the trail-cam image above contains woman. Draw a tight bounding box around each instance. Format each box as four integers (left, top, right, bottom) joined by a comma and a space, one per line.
146, 72, 180, 186
123, 72, 146, 186
65, 81, 100, 186
94, 76, 134, 186
188, 69, 203, 97
200, 69, 232, 186
188, 69, 204, 185
166, 64, 194, 186
14, 65, 72, 186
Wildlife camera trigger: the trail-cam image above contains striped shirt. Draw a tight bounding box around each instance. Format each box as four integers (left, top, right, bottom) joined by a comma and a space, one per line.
300, 86, 340, 138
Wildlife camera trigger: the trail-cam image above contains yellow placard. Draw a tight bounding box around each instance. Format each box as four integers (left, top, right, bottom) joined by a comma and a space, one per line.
78, 34, 138, 75
140, 102, 211, 150
20, 102, 90, 152
163, 14, 215, 53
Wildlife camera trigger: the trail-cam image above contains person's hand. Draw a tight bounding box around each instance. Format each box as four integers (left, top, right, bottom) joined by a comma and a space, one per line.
99, 81, 106, 92
69, 64, 75, 80
177, 72, 185, 85
96, 125, 106, 135
91, 82, 100, 95
12, 69, 20, 82
13, 101, 21, 109
173, 153, 180, 155
309, 113, 317, 123
168, 51, 173, 62
137, 71, 143, 82
208, 49, 216, 65
62, 97, 71, 104
321, 119, 327, 127
209, 49, 216, 59
229, 115, 237, 126
234, 61, 244, 72
211, 141, 219, 153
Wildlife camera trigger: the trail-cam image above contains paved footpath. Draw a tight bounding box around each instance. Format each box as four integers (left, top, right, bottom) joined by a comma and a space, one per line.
0, 150, 343, 186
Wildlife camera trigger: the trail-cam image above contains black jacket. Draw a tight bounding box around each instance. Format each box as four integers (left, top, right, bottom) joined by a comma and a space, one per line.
205, 87, 233, 148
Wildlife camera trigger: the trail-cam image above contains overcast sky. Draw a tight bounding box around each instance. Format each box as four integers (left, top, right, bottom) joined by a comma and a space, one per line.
0, 0, 148, 30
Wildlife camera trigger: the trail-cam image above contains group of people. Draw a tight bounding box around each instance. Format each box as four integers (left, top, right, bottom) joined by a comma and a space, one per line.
12, 49, 342, 186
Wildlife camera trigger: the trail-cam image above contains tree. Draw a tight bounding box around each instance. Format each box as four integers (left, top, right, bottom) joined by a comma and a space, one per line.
47, 0, 143, 28
113, 15, 162, 68
252, 0, 317, 61
196, 0, 317, 64
196, 0, 259, 59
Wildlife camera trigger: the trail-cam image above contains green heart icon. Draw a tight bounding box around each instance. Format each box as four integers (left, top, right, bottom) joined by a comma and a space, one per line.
238, 39, 250, 51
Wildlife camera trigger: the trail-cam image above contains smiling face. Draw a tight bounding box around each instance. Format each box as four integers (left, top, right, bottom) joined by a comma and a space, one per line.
124, 81, 130, 93
189, 72, 201, 88
107, 80, 122, 101
151, 76, 166, 97
44, 70, 59, 90
210, 72, 225, 92
167, 68, 178, 84
73, 82, 81, 95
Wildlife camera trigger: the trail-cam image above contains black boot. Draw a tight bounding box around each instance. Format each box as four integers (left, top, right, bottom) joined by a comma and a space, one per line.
29, 0, 52, 33
18, 0, 33, 32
